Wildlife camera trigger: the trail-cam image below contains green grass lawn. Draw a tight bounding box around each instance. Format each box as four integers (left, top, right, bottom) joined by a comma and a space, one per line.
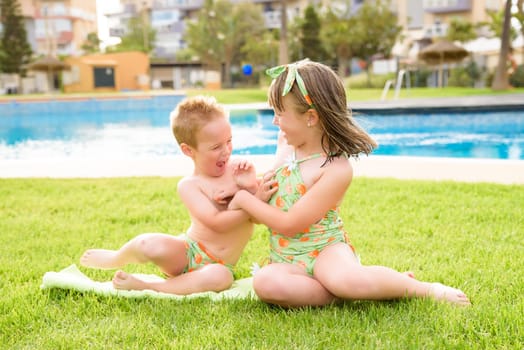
1, 177, 523, 349
3, 86, 523, 105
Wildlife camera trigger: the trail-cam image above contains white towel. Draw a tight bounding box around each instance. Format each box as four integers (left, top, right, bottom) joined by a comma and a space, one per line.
41, 264, 256, 300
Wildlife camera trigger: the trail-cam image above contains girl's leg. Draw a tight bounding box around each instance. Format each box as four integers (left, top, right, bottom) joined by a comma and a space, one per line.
253, 263, 336, 308
314, 243, 470, 306
80, 233, 188, 277
112, 263, 233, 294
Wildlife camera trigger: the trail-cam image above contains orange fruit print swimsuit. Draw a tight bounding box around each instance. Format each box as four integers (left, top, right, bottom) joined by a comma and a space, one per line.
268, 153, 356, 276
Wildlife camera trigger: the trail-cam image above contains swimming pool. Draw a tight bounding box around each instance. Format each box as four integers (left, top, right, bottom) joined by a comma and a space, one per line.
1, 96, 523, 160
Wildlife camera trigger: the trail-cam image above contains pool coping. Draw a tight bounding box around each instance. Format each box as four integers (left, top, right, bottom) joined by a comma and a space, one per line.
232, 93, 524, 113
1, 155, 523, 185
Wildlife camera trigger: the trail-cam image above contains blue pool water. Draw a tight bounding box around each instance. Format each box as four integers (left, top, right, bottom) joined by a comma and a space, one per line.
1, 96, 523, 160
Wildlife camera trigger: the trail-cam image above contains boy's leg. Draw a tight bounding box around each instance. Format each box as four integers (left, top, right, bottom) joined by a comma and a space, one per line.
80, 233, 188, 277
314, 243, 470, 306
253, 263, 336, 308
112, 263, 233, 294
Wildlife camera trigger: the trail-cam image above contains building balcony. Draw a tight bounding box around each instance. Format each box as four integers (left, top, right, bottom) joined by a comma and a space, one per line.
152, 0, 203, 11
264, 10, 281, 29
422, 0, 471, 14
109, 27, 126, 38
35, 5, 95, 21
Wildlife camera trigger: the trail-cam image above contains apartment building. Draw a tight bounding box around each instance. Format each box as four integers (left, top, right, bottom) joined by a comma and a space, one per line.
104, 0, 506, 60
18, 0, 98, 57
104, 0, 334, 58
392, 0, 506, 59
100, 0, 510, 89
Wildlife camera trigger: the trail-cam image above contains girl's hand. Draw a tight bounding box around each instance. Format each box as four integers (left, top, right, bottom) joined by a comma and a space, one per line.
255, 170, 278, 202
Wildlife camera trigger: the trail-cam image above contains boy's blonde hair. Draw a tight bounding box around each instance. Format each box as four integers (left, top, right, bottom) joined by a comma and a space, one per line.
170, 95, 226, 147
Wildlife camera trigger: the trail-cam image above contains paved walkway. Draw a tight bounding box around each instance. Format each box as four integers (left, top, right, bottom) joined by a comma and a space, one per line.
1, 155, 523, 184
1, 93, 523, 184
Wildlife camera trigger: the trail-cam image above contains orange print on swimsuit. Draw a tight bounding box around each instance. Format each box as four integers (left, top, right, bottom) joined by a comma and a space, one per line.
312, 224, 323, 231
286, 255, 294, 261
327, 236, 336, 242
308, 250, 319, 258
281, 167, 291, 177
279, 237, 290, 247
194, 253, 203, 264
275, 196, 285, 208
301, 226, 310, 234
297, 260, 307, 269
296, 183, 306, 195
299, 236, 310, 242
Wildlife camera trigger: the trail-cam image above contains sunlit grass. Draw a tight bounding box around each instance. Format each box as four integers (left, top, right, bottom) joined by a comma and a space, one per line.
1, 177, 523, 349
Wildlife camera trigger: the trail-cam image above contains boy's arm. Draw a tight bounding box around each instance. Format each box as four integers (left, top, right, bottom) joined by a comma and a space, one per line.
177, 177, 251, 234
212, 158, 259, 205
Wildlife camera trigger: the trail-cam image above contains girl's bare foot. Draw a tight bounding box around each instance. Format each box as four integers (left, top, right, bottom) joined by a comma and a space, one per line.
428, 283, 471, 306
404, 271, 415, 279
112, 270, 147, 291
80, 249, 121, 269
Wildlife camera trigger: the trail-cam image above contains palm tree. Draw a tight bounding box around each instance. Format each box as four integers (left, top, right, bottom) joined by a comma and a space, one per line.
278, 0, 289, 65
492, 0, 512, 90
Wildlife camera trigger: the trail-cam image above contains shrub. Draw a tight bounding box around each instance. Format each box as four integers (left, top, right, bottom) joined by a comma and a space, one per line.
346, 72, 395, 89
509, 64, 524, 87
448, 61, 480, 87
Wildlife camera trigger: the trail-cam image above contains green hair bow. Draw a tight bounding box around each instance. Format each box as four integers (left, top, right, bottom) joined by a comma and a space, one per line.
266, 60, 314, 108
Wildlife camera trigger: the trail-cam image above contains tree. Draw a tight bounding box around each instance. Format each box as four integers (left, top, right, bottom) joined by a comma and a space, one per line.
185, 0, 265, 87
81, 32, 101, 54
300, 6, 326, 62
107, 17, 156, 54
516, 0, 524, 63
279, 0, 289, 65
322, 6, 358, 77
492, 0, 512, 90
484, 5, 518, 40
446, 18, 477, 43
350, 0, 402, 86
0, 0, 32, 74
241, 27, 279, 68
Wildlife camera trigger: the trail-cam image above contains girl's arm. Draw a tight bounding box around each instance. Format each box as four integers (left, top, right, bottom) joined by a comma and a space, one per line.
229, 161, 353, 236
178, 177, 250, 234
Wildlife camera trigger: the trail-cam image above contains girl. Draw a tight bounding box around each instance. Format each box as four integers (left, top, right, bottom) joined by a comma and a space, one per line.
228, 60, 470, 308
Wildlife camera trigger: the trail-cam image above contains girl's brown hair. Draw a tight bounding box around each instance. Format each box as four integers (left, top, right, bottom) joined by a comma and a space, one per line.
268, 60, 377, 164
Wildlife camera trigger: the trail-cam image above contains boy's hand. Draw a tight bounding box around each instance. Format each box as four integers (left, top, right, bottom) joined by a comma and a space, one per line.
231, 159, 258, 192
213, 188, 235, 205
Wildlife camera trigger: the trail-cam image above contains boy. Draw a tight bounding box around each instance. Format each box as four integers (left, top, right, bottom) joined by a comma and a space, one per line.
80, 95, 276, 295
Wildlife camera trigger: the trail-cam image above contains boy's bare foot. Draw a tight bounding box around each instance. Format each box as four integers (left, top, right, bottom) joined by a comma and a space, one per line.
428, 283, 471, 306
112, 270, 147, 291
80, 249, 121, 269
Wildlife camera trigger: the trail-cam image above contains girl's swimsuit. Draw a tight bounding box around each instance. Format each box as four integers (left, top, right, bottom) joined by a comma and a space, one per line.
268, 153, 356, 276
